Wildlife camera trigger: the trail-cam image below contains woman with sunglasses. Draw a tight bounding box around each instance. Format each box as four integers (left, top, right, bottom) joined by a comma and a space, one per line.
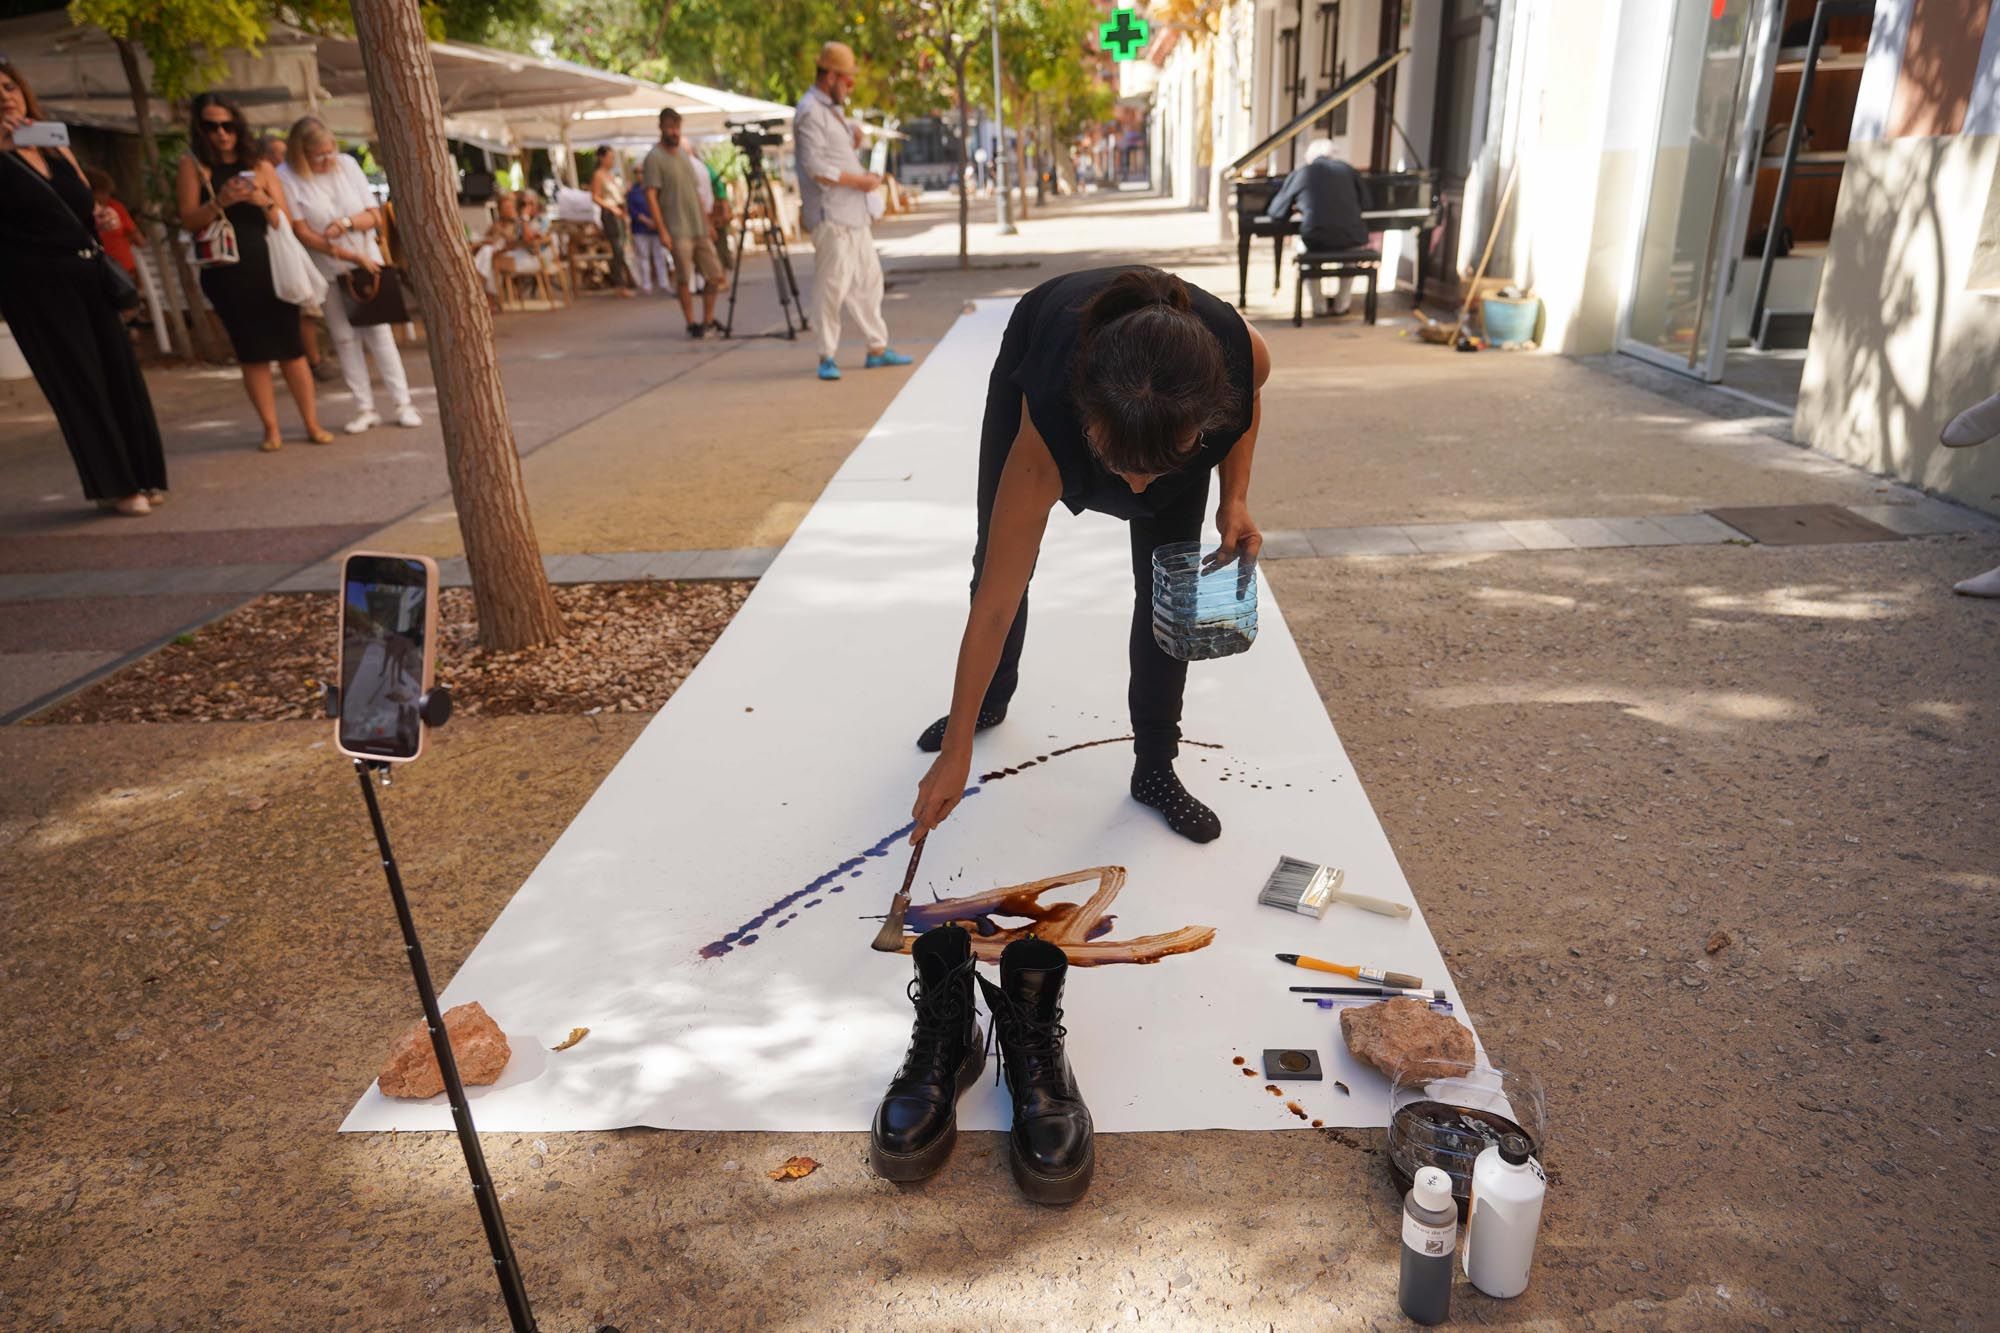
0, 58, 167, 516
176, 92, 330, 452
910, 266, 1270, 846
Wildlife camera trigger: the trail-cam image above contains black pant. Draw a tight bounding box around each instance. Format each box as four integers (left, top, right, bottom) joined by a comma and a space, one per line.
601, 211, 633, 289
0, 253, 166, 500
970, 308, 1207, 765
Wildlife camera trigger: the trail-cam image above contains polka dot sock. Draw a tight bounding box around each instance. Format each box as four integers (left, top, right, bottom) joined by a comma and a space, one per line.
1131, 762, 1221, 843
915, 708, 1007, 753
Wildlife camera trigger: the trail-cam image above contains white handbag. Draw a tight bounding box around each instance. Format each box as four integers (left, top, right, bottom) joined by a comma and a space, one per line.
267, 210, 329, 309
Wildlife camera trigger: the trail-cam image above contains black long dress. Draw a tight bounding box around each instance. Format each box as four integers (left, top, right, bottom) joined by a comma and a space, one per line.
0, 150, 168, 501
193, 163, 303, 363
971, 266, 1256, 764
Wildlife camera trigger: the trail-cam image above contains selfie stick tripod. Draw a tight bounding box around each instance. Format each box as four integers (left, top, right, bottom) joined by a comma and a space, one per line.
336, 684, 538, 1333
721, 145, 808, 340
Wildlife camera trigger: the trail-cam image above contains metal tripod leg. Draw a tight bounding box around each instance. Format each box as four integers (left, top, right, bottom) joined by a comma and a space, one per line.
356, 761, 537, 1332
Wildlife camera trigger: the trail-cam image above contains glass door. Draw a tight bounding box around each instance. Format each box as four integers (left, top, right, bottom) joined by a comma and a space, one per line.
1621, 0, 1780, 380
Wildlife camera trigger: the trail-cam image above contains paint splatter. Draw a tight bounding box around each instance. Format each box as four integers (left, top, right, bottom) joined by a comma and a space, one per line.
698, 735, 1222, 961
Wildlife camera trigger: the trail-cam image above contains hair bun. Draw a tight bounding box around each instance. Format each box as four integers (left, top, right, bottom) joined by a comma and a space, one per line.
1080, 267, 1191, 343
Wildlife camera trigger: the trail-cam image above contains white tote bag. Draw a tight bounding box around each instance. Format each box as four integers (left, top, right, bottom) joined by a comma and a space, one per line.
267, 210, 329, 309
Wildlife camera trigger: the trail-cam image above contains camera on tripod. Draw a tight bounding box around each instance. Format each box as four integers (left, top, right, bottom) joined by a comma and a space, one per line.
718, 118, 808, 340
730, 119, 784, 157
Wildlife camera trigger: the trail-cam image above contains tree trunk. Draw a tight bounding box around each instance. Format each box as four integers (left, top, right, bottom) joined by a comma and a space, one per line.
954, 57, 971, 270
348, 0, 564, 651
111, 37, 193, 361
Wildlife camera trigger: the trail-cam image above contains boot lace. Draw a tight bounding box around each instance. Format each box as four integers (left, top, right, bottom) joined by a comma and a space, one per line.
986, 990, 1068, 1088
902, 962, 970, 1077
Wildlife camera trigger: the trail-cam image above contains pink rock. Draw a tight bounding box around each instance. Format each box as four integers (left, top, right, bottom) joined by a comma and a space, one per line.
377, 1001, 511, 1099
1340, 997, 1475, 1083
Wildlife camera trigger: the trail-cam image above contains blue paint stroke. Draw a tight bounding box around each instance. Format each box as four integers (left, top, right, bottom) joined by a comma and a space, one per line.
698, 786, 981, 958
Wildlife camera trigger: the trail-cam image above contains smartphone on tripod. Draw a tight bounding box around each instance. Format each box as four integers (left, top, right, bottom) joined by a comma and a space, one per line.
335, 551, 439, 762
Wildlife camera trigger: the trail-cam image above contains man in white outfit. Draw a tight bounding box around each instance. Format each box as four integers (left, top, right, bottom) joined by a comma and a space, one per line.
793, 41, 911, 381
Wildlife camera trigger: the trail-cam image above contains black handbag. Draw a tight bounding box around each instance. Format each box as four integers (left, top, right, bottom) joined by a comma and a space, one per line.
339, 265, 410, 326
98, 250, 142, 311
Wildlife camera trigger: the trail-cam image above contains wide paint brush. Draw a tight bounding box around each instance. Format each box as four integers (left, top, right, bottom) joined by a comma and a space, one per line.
870, 835, 926, 953
1274, 953, 1423, 989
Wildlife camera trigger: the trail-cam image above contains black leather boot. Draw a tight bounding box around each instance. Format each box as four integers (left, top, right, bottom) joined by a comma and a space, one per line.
978, 935, 1095, 1204
870, 924, 985, 1181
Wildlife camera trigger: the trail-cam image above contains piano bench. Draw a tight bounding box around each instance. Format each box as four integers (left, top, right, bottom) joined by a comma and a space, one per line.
1293, 249, 1381, 327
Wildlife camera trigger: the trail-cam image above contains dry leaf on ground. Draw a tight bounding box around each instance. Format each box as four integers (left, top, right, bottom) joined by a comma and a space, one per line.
767, 1155, 819, 1182
552, 1027, 590, 1052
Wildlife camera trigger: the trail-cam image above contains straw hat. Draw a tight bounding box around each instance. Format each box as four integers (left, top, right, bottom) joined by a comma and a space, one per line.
818, 41, 858, 75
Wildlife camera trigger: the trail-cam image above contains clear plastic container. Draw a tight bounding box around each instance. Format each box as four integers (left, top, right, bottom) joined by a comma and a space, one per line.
1150, 540, 1258, 661
1387, 1066, 1546, 1216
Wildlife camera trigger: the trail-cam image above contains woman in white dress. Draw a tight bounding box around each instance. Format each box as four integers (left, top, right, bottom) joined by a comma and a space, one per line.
278, 117, 419, 434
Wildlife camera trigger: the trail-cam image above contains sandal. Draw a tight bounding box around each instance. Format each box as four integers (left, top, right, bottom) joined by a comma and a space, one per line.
307, 428, 336, 446
259, 436, 284, 453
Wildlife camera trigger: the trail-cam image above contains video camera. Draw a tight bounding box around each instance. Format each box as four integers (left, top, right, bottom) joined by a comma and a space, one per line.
730, 119, 785, 157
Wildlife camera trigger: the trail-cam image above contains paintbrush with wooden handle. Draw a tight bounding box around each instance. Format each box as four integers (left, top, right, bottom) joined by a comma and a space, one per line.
870, 835, 926, 952
1274, 953, 1423, 989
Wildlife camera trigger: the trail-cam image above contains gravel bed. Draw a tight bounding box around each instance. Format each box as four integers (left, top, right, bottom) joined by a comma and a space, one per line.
34, 580, 751, 724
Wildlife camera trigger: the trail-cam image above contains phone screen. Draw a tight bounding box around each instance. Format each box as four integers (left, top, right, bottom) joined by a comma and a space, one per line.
338, 554, 433, 760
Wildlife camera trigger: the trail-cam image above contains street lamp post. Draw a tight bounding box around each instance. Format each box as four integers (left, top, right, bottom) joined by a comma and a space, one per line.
990, 0, 1016, 235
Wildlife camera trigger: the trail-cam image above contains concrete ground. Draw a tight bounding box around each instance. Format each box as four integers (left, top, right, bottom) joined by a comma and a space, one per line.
4, 188, 1999, 1330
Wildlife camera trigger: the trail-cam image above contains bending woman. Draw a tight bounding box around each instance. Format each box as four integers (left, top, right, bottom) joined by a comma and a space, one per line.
911, 266, 1271, 845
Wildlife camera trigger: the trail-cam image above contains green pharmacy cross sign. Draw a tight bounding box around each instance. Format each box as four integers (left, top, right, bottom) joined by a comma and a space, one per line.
1099, 7, 1150, 61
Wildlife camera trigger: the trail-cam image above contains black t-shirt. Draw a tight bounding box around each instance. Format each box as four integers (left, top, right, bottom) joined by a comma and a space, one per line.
1007, 266, 1255, 520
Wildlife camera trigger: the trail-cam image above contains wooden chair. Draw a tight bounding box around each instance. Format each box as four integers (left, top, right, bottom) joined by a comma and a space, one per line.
553, 219, 612, 294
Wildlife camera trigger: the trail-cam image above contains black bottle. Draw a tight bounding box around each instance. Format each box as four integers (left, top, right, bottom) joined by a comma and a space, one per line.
1399, 1164, 1458, 1325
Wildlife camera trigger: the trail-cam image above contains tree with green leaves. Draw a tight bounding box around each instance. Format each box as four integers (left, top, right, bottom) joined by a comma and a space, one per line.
873, 0, 989, 268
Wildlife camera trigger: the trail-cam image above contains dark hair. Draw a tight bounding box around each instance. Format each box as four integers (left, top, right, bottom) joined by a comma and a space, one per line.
1072, 268, 1239, 477
188, 92, 254, 171
0, 58, 46, 121
84, 165, 116, 196
658, 107, 682, 127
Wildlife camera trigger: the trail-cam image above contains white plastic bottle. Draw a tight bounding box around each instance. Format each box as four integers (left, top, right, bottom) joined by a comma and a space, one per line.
1463, 1132, 1546, 1298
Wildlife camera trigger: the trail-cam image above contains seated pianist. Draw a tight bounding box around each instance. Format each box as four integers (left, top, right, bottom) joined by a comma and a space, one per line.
1265, 138, 1371, 316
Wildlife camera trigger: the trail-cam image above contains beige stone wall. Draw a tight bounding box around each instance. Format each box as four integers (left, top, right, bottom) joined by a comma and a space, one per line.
1795, 133, 2000, 514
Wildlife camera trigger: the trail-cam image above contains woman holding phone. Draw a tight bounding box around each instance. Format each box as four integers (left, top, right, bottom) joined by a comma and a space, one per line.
910, 266, 1270, 846
0, 58, 167, 516
176, 92, 329, 452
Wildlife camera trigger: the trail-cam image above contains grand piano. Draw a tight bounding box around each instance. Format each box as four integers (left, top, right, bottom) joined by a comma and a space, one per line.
1232, 169, 1442, 310
1221, 48, 1442, 311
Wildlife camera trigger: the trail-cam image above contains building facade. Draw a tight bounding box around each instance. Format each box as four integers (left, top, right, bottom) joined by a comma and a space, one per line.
1133, 0, 1998, 514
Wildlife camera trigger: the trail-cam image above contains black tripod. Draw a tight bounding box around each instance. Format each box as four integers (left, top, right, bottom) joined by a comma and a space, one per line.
351, 735, 537, 1332
720, 145, 808, 340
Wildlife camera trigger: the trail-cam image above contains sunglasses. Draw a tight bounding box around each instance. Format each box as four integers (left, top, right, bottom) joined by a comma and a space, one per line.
201, 119, 237, 135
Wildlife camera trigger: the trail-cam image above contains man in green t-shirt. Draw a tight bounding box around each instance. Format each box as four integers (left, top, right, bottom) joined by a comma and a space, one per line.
643, 107, 727, 338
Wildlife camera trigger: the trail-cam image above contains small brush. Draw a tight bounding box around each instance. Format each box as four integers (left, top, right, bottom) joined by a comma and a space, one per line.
869, 835, 925, 953
1275, 953, 1423, 989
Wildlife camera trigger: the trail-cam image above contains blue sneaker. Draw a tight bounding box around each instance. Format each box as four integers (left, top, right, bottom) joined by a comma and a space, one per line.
864, 347, 913, 368
817, 356, 842, 381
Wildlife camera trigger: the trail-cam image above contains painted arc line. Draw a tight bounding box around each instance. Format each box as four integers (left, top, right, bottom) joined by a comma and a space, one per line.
340, 298, 1474, 1136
